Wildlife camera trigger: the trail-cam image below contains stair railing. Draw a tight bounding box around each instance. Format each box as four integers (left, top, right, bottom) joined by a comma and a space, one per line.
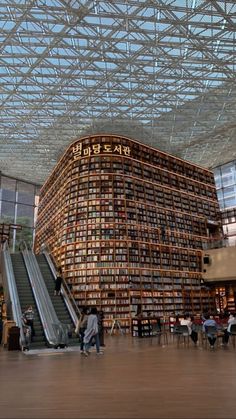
1, 241, 26, 349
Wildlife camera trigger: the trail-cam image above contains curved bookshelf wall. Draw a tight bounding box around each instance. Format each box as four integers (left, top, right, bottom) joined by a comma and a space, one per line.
35, 134, 221, 330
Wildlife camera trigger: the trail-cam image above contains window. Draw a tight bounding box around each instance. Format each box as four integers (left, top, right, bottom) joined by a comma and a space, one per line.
0, 201, 15, 223
221, 162, 236, 188
1, 176, 16, 202
17, 182, 35, 205
0, 174, 40, 250
16, 204, 34, 227
214, 168, 222, 189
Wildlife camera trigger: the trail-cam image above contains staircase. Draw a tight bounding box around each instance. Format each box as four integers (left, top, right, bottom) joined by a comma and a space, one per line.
35, 254, 79, 346
10, 253, 47, 349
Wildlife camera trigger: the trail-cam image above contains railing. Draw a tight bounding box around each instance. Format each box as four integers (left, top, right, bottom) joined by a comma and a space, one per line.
202, 238, 230, 250
43, 250, 81, 326
1, 241, 26, 349
20, 241, 68, 347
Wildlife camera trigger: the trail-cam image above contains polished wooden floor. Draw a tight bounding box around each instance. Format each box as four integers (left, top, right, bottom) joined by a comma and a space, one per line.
1, 334, 236, 419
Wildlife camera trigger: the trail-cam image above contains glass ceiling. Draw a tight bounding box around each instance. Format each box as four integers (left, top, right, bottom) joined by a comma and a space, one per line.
0, 0, 236, 185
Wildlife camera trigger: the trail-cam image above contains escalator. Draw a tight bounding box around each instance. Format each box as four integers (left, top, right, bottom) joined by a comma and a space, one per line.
35, 254, 79, 346
10, 253, 47, 349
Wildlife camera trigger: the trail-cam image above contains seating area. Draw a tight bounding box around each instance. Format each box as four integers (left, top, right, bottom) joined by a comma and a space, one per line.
151, 313, 236, 351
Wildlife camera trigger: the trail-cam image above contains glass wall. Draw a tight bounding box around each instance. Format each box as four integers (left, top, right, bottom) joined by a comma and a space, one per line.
214, 161, 236, 210
0, 173, 40, 251
214, 161, 236, 245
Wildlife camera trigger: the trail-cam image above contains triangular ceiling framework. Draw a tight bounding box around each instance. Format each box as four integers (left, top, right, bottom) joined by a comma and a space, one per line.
0, 0, 235, 184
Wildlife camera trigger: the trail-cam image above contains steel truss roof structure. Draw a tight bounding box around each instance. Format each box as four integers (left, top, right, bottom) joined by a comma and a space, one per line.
0, 0, 236, 185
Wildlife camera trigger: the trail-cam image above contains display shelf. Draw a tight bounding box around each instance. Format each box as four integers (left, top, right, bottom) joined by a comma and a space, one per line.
35, 134, 221, 329
131, 317, 162, 338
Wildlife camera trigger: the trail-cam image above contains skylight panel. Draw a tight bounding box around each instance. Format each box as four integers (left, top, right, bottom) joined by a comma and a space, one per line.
84, 15, 101, 25
141, 7, 156, 17
0, 0, 235, 184
190, 13, 222, 23
1, 20, 15, 31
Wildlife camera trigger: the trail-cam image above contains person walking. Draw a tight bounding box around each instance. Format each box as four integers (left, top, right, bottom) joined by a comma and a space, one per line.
75, 307, 89, 353
83, 307, 103, 356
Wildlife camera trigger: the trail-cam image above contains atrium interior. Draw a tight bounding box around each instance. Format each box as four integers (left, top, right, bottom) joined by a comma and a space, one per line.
0, 2, 236, 419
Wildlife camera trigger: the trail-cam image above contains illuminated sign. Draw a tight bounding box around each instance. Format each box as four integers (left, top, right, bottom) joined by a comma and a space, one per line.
72, 142, 131, 159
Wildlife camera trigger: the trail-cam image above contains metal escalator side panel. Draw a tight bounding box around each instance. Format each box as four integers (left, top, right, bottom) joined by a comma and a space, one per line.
1, 250, 26, 349
22, 250, 59, 347
10, 253, 47, 349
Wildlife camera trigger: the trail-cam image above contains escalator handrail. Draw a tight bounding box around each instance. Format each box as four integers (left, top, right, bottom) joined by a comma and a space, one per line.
43, 251, 81, 326
40, 243, 81, 322
1, 243, 26, 349
21, 245, 66, 347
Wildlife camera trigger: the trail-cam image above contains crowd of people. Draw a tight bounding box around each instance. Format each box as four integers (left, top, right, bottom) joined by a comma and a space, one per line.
3, 288, 236, 354
14, 265, 236, 354
21, 303, 105, 354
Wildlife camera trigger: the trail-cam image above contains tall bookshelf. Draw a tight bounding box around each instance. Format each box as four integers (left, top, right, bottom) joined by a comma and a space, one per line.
34, 134, 222, 331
